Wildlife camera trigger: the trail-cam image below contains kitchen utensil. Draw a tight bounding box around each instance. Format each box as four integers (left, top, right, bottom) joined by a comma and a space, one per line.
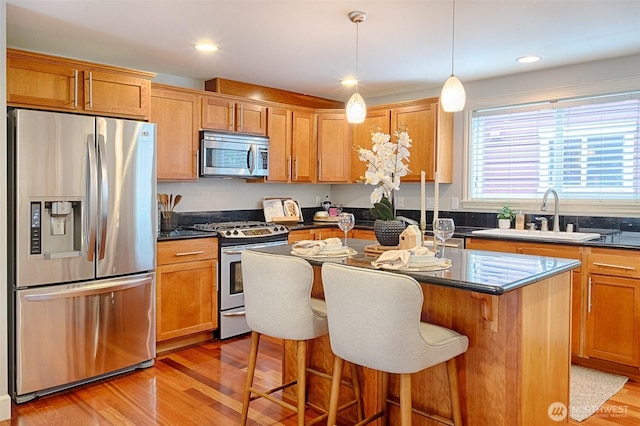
173, 194, 182, 210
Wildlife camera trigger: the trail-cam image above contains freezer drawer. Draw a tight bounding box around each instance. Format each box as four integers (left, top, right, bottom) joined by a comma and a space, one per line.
14, 273, 156, 400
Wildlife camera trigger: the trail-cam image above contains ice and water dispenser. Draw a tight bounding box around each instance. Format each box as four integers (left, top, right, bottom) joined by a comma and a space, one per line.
30, 200, 82, 258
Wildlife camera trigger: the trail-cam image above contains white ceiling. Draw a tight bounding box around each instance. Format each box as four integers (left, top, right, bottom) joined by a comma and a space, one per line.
6, 0, 640, 102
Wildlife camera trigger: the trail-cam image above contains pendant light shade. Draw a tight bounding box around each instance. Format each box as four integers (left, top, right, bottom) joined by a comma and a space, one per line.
346, 91, 367, 123
346, 11, 367, 124
441, 74, 466, 112
440, 0, 466, 112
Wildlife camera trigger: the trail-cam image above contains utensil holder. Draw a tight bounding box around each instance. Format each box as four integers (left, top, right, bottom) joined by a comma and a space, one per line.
160, 211, 179, 232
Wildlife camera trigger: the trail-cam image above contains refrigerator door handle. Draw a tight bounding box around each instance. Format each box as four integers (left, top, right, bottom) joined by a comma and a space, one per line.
97, 135, 108, 261
22, 277, 151, 301
86, 136, 98, 261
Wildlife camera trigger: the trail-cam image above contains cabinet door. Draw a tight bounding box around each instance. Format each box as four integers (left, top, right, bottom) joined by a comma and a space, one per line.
84, 70, 151, 118
267, 107, 292, 182
391, 102, 437, 182
291, 111, 315, 182
288, 229, 314, 243
587, 273, 640, 366
317, 113, 350, 182
352, 229, 376, 241
350, 109, 391, 183
7, 55, 81, 110
156, 259, 218, 342
201, 96, 234, 131
151, 86, 200, 181
236, 103, 267, 135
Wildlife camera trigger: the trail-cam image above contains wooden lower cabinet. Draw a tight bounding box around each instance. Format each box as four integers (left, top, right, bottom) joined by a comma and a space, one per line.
288, 228, 376, 243
585, 248, 640, 367
586, 273, 640, 367
156, 238, 218, 346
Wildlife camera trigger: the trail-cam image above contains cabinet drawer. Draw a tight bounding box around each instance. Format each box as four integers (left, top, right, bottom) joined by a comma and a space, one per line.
157, 238, 218, 265
588, 250, 640, 278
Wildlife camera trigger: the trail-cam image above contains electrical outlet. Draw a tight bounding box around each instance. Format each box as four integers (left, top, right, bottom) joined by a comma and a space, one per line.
396, 196, 405, 208
451, 197, 459, 210
315, 196, 321, 207
426, 197, 434, 208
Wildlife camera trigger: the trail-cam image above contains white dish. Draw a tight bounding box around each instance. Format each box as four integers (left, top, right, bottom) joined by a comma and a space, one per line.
408, 254, 440, 267
292, 248, 357, 258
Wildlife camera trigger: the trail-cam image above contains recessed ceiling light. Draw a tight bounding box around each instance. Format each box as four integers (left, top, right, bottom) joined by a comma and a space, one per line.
517, 55, 541, 63
195, 43, 218, 52
341, 78, 358, 87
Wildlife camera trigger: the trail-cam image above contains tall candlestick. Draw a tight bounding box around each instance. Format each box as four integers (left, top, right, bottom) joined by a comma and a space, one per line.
432, 171, 440, 247
420, 171, 426, 233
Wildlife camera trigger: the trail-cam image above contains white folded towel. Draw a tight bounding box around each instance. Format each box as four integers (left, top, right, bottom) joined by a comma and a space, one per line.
372, 246, 433, 269
292, 238, 342, 255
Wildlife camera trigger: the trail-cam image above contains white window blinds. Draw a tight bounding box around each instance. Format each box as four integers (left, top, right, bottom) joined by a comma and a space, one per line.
469, 92, 640, 203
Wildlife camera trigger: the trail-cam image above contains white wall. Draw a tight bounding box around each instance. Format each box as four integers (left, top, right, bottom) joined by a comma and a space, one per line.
1, 1, 10, 421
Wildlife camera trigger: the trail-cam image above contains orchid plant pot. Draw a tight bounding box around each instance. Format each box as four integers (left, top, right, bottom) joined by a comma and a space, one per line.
374, 219, 406, 246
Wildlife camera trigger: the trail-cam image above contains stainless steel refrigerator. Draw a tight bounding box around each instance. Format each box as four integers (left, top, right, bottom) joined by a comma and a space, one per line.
7, 108, 157, 403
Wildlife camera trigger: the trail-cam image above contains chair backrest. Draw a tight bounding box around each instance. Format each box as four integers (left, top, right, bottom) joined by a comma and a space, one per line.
241, 250, 328, 340
322, 262, 432, 374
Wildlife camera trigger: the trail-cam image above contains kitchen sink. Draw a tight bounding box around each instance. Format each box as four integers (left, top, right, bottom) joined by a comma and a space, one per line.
471, 228, 601, 242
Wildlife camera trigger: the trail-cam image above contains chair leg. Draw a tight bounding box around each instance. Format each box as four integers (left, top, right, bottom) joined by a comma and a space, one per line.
349, 362, 365, 422
327, 355, 344, 426
399, 373, 412, 426
381, 371, 389, 426
241, 331, 260, 425
296, 340, 307, 426
446, 358, 463, 426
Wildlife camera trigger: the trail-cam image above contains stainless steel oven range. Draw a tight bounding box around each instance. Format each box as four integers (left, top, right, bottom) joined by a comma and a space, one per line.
190, 221, 289, 339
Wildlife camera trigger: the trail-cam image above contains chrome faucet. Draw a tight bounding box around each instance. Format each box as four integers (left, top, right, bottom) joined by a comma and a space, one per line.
540, 188, 560, 232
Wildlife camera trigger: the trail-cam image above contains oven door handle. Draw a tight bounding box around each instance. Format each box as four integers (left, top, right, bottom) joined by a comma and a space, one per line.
222, 311, 246, 317
223, 244, 285, 255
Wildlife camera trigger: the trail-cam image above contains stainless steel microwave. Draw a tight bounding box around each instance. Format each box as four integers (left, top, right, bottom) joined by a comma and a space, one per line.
199, 131, 269, 178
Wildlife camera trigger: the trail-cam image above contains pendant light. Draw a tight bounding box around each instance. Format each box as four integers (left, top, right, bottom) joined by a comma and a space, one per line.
346, 11, 367, 124
440, 0, 466, 112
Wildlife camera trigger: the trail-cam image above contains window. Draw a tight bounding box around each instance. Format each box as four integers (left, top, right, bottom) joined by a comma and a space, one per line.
469, 92, 640, 204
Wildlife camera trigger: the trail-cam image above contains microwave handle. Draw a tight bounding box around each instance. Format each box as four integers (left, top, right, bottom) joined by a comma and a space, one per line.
247, 144, 256, 174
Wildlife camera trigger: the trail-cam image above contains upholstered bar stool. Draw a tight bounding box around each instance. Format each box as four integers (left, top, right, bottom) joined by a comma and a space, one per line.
240, 251, 364, 426
322, 262, 469, 426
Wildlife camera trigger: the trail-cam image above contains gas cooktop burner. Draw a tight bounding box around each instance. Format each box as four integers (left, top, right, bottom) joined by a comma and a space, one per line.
190, 221, 289, 239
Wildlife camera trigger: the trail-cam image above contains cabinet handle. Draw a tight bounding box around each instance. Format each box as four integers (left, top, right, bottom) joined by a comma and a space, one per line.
228, 102, 235, 131
592, 262, 635, 271
89, 71, 93, 109
318, 158, 322, 180
287, 156, 292, 180
588, 276, 592, 313
239, 104, 243, 130
175, 251, 205, 257
73, 69, 78, 108
294, 156, 299, 180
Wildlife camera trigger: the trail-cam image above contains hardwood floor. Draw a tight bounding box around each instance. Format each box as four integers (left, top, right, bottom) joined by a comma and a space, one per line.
2, 335, 640, 425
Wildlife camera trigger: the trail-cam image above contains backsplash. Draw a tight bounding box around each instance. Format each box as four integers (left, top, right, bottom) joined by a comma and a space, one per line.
175, 207, 640, 233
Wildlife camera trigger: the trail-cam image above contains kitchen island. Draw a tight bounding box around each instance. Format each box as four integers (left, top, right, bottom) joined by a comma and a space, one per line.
252, 240, 580, 425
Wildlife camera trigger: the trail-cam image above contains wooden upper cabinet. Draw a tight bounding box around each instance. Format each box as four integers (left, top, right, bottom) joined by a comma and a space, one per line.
83, 69, 151, 118
317, 112, 350, 183
389, 99, 453, 183
350, 109, 391, 183
150, 84, 200, 181
201, 95, 267, 135
7, 49, 154, 119
291, 110, 316, 182
266, 107, 293, 182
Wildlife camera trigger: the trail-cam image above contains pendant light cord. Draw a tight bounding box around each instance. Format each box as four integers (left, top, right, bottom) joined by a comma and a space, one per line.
450, 0, 456, 74
355, 20, 360, 92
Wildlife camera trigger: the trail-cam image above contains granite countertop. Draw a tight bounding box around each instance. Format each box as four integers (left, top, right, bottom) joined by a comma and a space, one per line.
250, 239, 581, 296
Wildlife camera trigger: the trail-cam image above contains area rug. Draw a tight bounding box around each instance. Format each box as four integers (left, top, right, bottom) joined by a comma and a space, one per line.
570, 365, 628, 422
